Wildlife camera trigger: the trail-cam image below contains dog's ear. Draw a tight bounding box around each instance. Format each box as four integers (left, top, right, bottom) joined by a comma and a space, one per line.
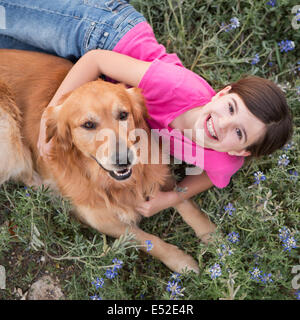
45, 105, 72, 151
126, 87, 149, 129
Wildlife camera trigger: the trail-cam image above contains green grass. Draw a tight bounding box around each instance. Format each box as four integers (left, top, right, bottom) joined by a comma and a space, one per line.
0, 0, 299, 300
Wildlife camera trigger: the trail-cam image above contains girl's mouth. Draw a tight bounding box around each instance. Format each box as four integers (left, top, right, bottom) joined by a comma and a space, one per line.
205, 115, 218, 140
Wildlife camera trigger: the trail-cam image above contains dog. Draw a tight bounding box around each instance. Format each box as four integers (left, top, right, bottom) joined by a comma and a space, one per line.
0, 49, 216, 273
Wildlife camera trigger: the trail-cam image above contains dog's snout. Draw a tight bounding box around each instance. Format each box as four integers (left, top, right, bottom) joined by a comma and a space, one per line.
114, 148, 134, 167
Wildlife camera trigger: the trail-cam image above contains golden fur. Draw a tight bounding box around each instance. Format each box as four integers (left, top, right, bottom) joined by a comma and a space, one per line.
0, 49, 215, 273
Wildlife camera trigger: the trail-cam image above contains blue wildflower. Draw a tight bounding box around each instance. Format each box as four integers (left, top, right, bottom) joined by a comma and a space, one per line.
295, 290, 300, 300
251, 53, 260, 65
145, 240, 153, 252
221, 17, 240, 32
260, 273, 273, 284
170, 272, 182, 282
90, 294, 102, 300
227, 232, 240, 244
278, 226, 291, 241
266, 0, 276, 6
249, 267, 261, 282
104, 268, 118, 279
288, 170, 298, 181
209, 263, 222, 279
112, 258, 123, 271
278, 154, 290, 167
277, 40, 295, 53
91, 277, 104, 290
254, 171, 266, 184
282, 236, 297, 252
224, 203, 236, 216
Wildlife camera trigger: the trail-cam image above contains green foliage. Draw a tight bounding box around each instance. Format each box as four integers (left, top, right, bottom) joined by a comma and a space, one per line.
0, 0, 299, 300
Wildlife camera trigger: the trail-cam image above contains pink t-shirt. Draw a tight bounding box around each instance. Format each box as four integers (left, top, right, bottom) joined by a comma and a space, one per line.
113, 22, 244, 188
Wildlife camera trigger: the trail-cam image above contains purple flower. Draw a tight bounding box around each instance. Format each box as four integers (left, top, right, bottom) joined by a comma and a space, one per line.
277, 40, 295, 53
91, 277, 104, 290
282, 236, 297, 252
145, 240, 153, 252
249, 267, 261, 282
104, 268, 118, 279
227, 232, 240, 244
266, 0, 276, 7
224, 203, 236, 216
209, 263, 222, 279
254, 171, 266, 184
251, 54, 260, 65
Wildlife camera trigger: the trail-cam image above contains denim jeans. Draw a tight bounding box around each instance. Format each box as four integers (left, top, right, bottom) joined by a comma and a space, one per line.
0, 0, 145, 62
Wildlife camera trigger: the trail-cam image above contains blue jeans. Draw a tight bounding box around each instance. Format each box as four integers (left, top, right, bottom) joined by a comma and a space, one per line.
0, 0, 145, 62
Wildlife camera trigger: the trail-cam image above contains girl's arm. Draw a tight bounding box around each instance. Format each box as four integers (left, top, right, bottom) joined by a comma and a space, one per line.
47, 49, 152, 107
136, 171, 214, 217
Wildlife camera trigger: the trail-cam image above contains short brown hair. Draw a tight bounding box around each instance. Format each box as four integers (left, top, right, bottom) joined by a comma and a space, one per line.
227, 76, 293, 157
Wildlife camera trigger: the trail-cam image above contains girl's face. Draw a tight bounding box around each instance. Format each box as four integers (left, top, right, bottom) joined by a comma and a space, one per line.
193, 86, 266, 156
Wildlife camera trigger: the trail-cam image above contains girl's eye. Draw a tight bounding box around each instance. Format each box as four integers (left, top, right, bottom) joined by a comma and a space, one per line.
81, 121, 97, 129
119, 111, 129, 121
236, 128, 242, 140
229, 104, 234, 114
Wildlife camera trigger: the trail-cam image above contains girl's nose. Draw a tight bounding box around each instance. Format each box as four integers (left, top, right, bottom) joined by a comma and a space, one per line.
218, 117, 232, 130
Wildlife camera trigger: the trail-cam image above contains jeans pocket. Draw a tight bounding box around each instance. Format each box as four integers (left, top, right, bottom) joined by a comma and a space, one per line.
83, 21, 111, 53
83, 0, 128, 12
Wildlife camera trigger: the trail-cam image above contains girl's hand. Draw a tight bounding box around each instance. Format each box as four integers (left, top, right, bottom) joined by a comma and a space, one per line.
136, 190, 178, 217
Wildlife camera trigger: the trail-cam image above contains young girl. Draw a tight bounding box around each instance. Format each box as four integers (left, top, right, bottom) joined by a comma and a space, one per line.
0, 0, 293, 221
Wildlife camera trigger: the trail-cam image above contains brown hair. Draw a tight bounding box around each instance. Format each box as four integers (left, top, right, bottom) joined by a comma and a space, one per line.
227, 76, 293, 157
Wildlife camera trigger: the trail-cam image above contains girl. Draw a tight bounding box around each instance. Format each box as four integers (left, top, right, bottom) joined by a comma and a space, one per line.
0, 1, 293, 225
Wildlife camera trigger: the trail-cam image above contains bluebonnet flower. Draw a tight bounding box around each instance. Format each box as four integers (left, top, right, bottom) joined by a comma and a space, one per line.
23, 186, 30, 197
260, 273, 273, 284
229, 17, 240, 29
278, 226, 291, 241
295, 9, 300, 22
277, 154, 290, 167
282, 141, 294, 151
209, 263, 222, 279
145, 240, 153, 252
112, 258, 123, 271
295, 290, 300, 300
277, 40, 295, 53
268, 61, 273, 67
251, 54, 260, 65
170, 272, 182, 282
166, 273, 185, 299
221, 17, 240, 32
218, 244, 234, 261
224, 203, 236, 216
254, 171, 266, 184
104, 268, 118, 279
91, 277, 104, 290
288, 170, 299, 181
227, 232, 240, 244
282, 236, 297, 252
166, 281, 183, 297
249, 267, 261, 282
90, 294, 102, 300
266, 0, 276, 7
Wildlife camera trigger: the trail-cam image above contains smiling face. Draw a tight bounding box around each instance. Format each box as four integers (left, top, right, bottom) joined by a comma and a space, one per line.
192, 86, 267, 156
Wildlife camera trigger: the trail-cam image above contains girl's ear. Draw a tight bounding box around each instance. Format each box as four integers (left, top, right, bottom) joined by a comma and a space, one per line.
228, 149, 251, 157
212, 85, 232, 101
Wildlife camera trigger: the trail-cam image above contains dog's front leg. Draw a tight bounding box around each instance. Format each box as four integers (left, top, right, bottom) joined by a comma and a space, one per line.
74, 205, 199, 274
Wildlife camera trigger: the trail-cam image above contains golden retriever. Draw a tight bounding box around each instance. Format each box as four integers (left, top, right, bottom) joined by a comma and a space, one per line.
0, 49, 215, 273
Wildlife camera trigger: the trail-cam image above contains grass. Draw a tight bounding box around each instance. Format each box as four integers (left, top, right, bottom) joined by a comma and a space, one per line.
0, 0, 299, 300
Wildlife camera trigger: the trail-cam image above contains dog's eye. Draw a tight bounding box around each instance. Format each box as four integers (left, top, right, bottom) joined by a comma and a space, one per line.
81, 121, 97, 129
118, 111, 129, 121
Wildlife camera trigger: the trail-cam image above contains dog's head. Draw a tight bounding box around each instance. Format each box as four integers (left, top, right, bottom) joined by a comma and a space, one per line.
45, 79, 150, 183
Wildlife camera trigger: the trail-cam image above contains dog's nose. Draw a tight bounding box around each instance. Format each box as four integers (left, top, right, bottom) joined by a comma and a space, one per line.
114, 148, 134, 167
